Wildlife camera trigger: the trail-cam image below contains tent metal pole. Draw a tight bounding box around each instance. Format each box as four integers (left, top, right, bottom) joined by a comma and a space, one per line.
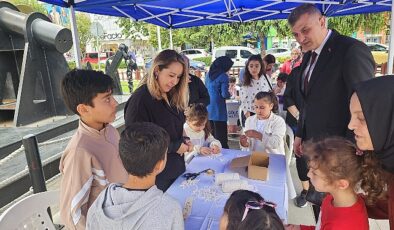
70, 5, 82, 68
169, 28, 173, 49
157, 26, 162, 51
388, 0, 394, 74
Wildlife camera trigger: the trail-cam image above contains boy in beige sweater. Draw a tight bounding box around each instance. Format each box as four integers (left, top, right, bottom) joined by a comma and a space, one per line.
59, 69, 128, 229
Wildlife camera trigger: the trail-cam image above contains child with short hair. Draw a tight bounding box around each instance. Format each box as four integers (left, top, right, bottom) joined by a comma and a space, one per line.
184, 103, 222, 162
59, 69, 128, 229
304, 137, 369, 230
219, 190, 284, 230
86, 122, 184, 230
228, 77, 239, 100
240, 92, 286, 155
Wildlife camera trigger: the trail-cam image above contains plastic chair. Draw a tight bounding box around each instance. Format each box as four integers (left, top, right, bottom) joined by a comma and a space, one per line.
283, 125, 297, 199
0, 190, 59, 230
284, 124, 294, 166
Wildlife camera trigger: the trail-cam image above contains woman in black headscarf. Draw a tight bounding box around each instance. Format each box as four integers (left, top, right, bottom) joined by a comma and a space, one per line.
205, 56, 234, 149
348, 75, 394, 229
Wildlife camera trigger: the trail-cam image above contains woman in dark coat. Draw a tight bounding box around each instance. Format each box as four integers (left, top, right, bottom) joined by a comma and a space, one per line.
348, 75, 394, 229
124, 49, 190, 191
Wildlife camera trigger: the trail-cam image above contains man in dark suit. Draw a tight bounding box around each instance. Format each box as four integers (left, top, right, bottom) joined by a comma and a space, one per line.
288, 4, 375, 209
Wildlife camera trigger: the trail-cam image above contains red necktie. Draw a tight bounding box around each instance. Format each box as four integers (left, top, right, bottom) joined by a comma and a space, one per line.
304, 51, 317, 93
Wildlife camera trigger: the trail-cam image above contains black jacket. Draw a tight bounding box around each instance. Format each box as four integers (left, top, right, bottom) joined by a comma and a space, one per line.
296, 30, 375, 141
124, 84, 185, 180
283, 66, 303, 128
188, 74, 210, 106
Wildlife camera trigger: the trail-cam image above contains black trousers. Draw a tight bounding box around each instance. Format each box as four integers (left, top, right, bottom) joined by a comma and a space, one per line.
210, 120, 229, 149
296, 155, 309, 182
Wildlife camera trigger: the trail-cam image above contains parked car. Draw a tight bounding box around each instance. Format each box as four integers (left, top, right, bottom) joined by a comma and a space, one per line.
180, 49, 209, 60
366, 42, 388, 64
82, 51, 115, 64
265, 48, 291, 58
145, 59, 206, 71
212, 46, 258, 68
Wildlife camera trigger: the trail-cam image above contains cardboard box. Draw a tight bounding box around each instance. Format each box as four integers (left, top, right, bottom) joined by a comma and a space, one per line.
230, 151, 269, 181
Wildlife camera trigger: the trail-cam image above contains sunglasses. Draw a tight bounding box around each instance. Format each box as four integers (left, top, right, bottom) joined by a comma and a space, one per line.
241, 200, 277, 221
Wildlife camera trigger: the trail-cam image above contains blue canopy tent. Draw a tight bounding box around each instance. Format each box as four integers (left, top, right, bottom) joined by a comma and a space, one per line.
39, 0, 394, 72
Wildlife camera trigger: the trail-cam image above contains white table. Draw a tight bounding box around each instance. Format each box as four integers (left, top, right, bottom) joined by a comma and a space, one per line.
166, 149, 288, 230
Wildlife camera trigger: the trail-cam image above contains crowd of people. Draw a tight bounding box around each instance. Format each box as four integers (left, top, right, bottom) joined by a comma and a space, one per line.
55, 3, 393, 230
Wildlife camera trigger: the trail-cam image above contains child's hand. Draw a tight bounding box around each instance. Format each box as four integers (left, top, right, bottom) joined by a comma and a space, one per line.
200, 147, 212, 155
187, 143, 194, 152
211, 145, 220, 154
245, 130, 263, 141
240, 135, 249, 147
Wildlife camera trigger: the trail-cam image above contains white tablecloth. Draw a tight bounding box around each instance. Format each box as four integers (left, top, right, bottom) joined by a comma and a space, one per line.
166, 149, 288, 230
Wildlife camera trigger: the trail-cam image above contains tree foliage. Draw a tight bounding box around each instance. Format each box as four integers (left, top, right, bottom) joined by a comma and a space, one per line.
328, 13, 388, 36
8, 0, 46, 14
75, 13, 92, 54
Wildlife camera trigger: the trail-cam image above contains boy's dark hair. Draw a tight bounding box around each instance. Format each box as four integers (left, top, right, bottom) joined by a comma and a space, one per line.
229, 77, 237, 84
287, 4, 322, 27
119, 122, 170, 177
223, 190, 284, 230
277, 73, 288, 83
255, 91, 279, 113
263, 54, 276, 65
61, 69, 114, 115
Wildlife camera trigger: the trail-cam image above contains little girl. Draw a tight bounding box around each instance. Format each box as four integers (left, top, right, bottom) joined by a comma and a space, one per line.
184, 103, 222, 161
219, 190, 284, 230
303, 137, 369, 230
240, 91, 286, 155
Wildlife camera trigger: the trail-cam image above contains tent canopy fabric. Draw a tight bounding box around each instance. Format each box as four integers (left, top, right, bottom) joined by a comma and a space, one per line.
40, 0, 391, 29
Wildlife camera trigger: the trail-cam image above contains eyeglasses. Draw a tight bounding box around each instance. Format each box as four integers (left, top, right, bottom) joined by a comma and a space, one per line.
241, 200, 277, 221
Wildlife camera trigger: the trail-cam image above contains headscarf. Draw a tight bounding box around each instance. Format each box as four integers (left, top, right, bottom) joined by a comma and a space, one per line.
354, 75, 394, 173
208, 56, 234, 81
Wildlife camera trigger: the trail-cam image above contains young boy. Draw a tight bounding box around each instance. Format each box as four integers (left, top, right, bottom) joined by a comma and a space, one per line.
59, 69, 128, 229
86, 122, 184, 230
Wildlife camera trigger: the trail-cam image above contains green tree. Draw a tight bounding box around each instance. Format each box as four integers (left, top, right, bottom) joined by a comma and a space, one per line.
8, 0, 46, 13
328, 13, 388, 36
75, 13, 92, 54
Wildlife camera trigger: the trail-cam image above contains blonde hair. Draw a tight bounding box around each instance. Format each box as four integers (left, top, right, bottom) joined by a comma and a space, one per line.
141, 49, 189, 110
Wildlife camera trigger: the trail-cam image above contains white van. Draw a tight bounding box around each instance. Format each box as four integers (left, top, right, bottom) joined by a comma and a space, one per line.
212, 46, 259, 68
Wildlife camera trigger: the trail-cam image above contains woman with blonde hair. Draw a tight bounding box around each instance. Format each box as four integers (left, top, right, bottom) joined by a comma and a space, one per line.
124, 49, 191, 191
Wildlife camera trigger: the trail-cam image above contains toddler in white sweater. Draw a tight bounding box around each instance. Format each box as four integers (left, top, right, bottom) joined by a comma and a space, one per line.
184, 103, 222, 162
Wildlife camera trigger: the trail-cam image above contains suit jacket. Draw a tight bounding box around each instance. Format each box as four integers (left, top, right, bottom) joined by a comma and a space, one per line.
296, 30, 375, 140
283, 66, 303, 128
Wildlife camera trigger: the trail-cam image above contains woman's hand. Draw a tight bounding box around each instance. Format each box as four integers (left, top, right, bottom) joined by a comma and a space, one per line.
245, 111, 251, 118
211, 145, 221, 154
245, 130, 263, 141
177, 143, 190, 156
200, 147, 212, 155
240, 135, 249, 147
293, 137, 303, 157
